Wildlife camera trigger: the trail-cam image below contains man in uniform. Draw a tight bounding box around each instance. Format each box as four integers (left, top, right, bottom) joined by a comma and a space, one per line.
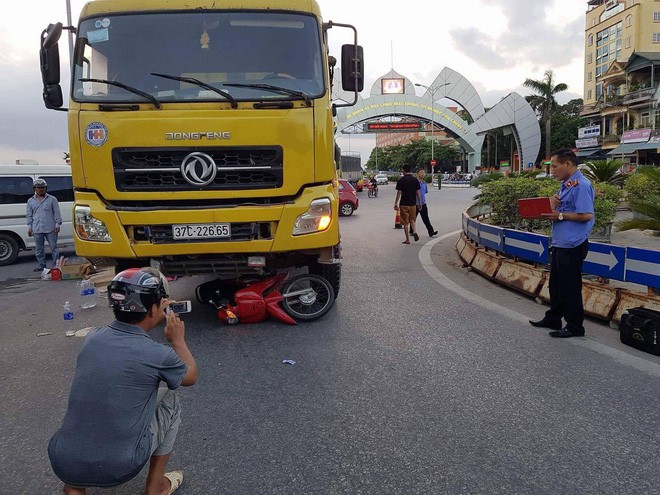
49, 267, 198, 494
530, 148, 595, 338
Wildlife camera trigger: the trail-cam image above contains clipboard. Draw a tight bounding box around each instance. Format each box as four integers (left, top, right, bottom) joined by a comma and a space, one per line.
517, 197, 553, 219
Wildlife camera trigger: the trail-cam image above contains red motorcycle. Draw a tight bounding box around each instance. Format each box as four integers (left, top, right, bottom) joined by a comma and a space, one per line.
196, 272, 335, 325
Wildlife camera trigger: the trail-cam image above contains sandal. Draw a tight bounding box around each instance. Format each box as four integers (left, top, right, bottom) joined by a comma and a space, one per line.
164, 470, 184, 495
402, 241, 410, 244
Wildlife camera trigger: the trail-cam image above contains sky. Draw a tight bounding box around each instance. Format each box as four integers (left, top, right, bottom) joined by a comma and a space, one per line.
0, 0, 587, 165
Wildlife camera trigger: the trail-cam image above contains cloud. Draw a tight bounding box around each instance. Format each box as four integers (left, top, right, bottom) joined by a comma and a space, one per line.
449, 28, 512, 70
450, 0, 583, 73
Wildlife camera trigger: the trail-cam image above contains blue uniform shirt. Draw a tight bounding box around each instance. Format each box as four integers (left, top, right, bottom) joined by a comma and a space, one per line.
416, 180, 428, 206
551, 170, 595, 248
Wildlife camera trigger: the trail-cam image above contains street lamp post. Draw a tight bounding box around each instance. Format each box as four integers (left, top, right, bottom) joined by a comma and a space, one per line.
415, 82, 450, 184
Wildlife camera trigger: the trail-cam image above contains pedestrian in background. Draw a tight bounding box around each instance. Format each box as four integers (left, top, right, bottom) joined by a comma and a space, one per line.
394, 164, 421, 244
26, 178, 62, 272
530, 148, 594, 338
412, 169, 438, 237
49, 267, 198, 495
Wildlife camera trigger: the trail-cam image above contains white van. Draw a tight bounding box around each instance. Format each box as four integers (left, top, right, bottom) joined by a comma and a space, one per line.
0, 165, 74, 265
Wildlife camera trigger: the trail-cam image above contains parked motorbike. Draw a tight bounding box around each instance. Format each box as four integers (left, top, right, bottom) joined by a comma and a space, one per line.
195, 272, 335, 325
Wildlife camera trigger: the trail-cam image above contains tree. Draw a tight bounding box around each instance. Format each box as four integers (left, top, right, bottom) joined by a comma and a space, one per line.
581, 159, 626, 187
524, 70, 568, 161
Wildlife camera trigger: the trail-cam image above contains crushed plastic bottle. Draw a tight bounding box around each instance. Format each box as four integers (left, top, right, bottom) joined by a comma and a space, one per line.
79, 279, 98, 309
63, 301, 74, 321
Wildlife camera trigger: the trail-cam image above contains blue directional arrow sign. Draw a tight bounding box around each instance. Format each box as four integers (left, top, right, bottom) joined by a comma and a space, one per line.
625, 247, 660, 288
503, 229, 549, 264
583, 242, 625, 281
478, 224, 504, 251
466, 219, 479, 243
462, 213, 469, 236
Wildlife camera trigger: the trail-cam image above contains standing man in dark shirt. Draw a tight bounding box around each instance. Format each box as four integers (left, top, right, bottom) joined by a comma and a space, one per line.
394, 164, 422, 244
530, 148, 595, 338
49, 267, 198, 495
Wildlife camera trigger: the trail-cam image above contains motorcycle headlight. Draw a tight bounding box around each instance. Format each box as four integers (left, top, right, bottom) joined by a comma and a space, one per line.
74, 206, 112, 242
292, 198, 332, 236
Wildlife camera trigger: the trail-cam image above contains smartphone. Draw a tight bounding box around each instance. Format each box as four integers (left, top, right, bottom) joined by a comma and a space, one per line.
167, 300, 192, 314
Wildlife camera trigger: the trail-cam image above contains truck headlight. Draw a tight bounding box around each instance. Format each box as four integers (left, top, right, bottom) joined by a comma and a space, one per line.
74, 206, 112, 242
292, 198, 332, 236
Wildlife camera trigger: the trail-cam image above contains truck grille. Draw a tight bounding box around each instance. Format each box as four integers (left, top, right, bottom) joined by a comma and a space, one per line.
133, 222, 272, 244
113, 147, 283, 191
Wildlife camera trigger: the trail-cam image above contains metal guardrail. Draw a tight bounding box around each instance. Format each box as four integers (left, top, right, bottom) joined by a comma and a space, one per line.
462, 208, 660, 289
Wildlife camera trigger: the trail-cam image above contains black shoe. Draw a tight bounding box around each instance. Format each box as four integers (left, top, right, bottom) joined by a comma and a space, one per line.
549, 326, 585, 338
429, 231, 438, 237
529, 318, 562, 330
34, 267, 46, 272
413, 232, 419, 242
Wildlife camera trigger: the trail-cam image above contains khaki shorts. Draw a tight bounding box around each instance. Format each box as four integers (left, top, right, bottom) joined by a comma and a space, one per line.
398, 205, 417, 224
150, 388, 181, 456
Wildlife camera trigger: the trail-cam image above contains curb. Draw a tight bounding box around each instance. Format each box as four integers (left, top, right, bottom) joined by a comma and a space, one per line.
456, 233, 660, 327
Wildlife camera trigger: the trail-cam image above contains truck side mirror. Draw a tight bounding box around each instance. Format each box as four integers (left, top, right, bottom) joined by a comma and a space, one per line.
43, 84, 64, 109
341, 44, 364, 92
40, 23, 63, 109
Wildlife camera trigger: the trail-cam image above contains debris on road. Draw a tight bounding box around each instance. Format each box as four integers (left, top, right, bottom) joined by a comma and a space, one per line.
282, 359, 296, 365
36, 332, 52, 337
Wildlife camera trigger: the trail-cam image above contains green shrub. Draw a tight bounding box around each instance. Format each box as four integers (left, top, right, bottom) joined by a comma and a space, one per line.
594, 182, 623, 204
471, 172, 504, 187
476, 175, 617, 232
624, 168, 660, 200
475, 177, 542, 228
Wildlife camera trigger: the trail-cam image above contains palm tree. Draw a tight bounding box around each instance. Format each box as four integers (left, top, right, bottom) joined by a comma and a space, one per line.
616, 167, 660, 233
524, 70, 568, 161
582, 159, 626, 186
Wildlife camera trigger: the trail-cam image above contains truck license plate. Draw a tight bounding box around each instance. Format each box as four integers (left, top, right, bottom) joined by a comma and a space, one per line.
172, 223, 231, 240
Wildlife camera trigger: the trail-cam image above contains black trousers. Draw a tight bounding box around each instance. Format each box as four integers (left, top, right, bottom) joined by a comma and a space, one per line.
545, 240, 589, 331
412, 204, 434, 235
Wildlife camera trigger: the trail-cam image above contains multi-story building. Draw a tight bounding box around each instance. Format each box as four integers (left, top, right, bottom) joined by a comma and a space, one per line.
580, 0, 660, 166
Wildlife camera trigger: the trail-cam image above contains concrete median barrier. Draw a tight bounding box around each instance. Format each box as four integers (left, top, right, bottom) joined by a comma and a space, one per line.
494, 259, 546, 296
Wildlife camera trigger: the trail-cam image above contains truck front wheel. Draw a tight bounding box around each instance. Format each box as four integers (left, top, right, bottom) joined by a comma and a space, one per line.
309, 262, 340, 299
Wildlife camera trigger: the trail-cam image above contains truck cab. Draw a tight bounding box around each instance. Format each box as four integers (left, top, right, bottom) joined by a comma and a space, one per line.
39, 0, 363, 301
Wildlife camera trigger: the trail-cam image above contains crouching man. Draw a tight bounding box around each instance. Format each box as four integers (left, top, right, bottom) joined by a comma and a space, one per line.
48, 268, 198, 495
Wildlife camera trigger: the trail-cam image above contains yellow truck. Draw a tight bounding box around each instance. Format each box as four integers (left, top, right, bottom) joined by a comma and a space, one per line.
39, 0, 363, 306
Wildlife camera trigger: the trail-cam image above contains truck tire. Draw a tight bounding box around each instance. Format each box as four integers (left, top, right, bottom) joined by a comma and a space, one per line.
309, 262, 340, 299
0, 233, 20, 266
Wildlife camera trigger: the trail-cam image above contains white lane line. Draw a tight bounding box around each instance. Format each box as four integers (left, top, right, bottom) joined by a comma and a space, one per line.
419, 231, 660, 378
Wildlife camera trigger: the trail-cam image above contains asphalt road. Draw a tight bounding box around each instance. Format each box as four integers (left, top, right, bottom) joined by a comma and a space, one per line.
1, 186, 659, 495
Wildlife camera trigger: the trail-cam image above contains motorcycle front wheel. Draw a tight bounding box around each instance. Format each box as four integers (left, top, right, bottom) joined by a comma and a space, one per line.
280, 274, 335, 321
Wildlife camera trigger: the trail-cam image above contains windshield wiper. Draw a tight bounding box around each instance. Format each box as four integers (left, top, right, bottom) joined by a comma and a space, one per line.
79, 78, 162, 109
151, 73, 238, 109
223, 83, 311, 106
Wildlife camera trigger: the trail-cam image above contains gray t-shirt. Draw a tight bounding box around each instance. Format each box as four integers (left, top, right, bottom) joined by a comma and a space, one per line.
48, 320, 187, 487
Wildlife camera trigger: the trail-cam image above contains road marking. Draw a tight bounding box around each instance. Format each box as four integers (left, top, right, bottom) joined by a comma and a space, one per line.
419, 231, 660, 378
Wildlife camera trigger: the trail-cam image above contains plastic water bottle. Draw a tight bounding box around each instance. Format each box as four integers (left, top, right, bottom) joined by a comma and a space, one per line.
63, 301, 74, 321
80, 279, 98, 309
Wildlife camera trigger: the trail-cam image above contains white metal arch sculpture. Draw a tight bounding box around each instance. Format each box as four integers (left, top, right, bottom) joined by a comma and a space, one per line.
334, 67, 541, 171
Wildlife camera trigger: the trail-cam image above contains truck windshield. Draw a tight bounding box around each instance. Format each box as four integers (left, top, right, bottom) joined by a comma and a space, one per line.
72, 12, 325, 104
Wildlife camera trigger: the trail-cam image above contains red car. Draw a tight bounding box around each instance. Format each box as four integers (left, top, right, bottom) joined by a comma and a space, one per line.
338, 179, 359, 216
